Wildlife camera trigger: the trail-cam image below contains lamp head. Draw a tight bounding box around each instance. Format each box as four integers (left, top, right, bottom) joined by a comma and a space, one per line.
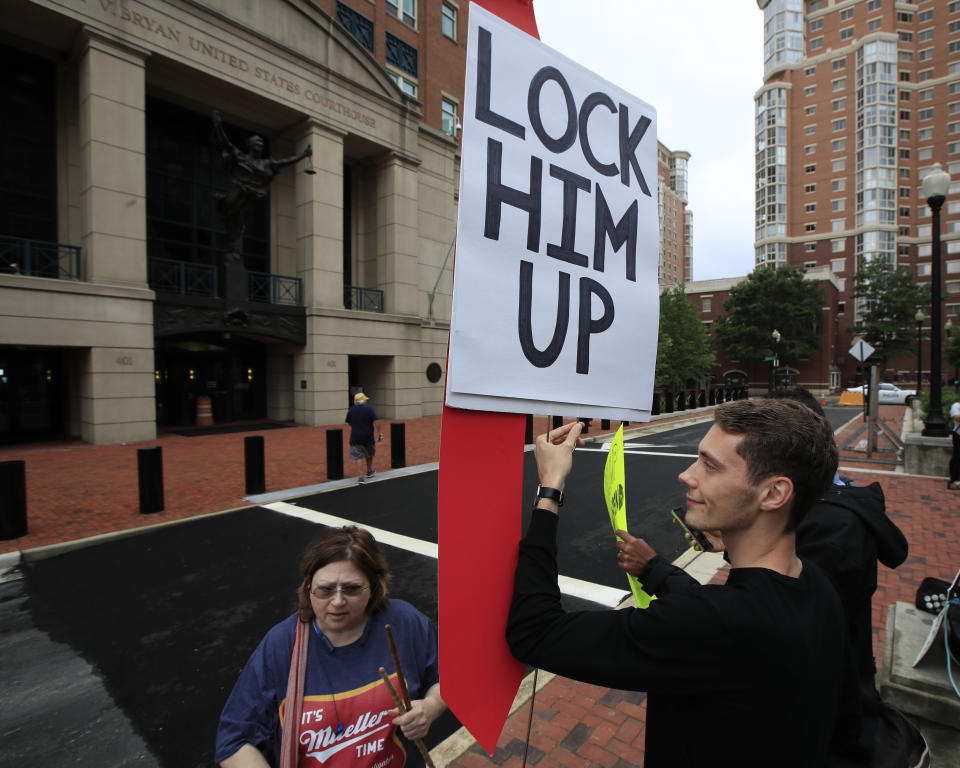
916, 309, 926, 323
772, 329, 781, 342
921, 162, 950, 201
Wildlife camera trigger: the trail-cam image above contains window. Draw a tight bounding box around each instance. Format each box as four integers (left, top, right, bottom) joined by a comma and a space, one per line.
950, 141, 960, 154
832, 241, 846, 254
838, 301, 846, 315
900, 110, 911, 120
919, 88, 934, 101
919, 69, 935, 81
952, 19, 960, 32
918, 29, 934, 43
871, 19, 886, 31
898, 29, 912, 40
952, 40, 960, 54
441, 2, 457, 40
832, 138, 846, 152
386, 70, 418, 96
952, 1, 960, 14
917, 263, 932, 276
441, 96, 458, 135
805, 183, 817, 193
832, 178, 846, 191
898, 12, 914, 23
385, 32, 418, 77
336, 1, 374, 52
805, 223, 816, 232
919, 10, 933, 22
900, 186, 911, 198
949, 261, 960, 274
832, 198, 846, 211
832, 118, 846, 131
832, 157, 846, 172
805, 202, 817, 212
953, 102, 960, 115
831, 219, 846, 232
900, 71, 911, 82
900, 148, 911, 159
899, 51, 913, 63
900, 128, 911, 141
841, 27, 854, 40
809, 0, 824, 10
805, 85, 816, 97
900, 90, 911, 101
833, 97, 846, 111
702, 297, 712, 312
833, 58, 846, 71
901, 168, 912, 178
805, 243, 817, 253
919, 48, 934, 62
918, 147, 933, 161
951, 121, 960, 134
805, 105, 817, 116
919, 108, 934, 121
810, 37, 824, 50
805, 164, 817, 173
867, 0, 882, 10
833, 78, 847, 92
809, 18, 823, 32
805, 124, 816, 135
805, 65, 817, 77
805, 144, 817, 155
840, 7, 854, 21
831, 257, 846, 270
953, 82, 960, 94
899, 206, 911, 218
386, 0, 416, 27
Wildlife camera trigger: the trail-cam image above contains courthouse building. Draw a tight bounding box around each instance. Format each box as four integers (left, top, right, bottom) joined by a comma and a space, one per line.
755, 0, 960, 384
0, 0, 465, 444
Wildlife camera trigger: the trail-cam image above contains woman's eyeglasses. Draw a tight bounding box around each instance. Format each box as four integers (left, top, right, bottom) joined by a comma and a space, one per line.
310, 584, 370, 599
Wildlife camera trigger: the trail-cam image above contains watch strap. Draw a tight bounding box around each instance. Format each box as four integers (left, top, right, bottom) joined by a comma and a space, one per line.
535, 484, 564, 506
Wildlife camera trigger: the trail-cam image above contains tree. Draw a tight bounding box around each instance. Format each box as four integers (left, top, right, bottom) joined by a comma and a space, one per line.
851, 257, 931, 376
655, 285, 716, 391
712, 266, 823, 366
945, 329, 960, 386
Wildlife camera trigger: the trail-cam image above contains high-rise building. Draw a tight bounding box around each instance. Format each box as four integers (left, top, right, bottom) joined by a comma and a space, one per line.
755, 0, 960, 381
658, 143, 692, 285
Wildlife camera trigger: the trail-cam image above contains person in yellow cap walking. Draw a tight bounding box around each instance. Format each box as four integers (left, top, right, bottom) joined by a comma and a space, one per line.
346, 392, 381, 482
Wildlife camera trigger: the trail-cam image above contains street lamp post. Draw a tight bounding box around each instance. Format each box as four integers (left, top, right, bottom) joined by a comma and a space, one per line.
915, 309, 925, 396
770, 329, 781, 392
921, 163, 951, 437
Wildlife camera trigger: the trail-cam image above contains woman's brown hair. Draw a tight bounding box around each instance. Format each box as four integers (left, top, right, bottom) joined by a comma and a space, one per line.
296, 526, 390, 622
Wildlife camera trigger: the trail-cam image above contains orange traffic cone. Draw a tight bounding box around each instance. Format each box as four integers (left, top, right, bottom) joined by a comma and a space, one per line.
821, 395, 827, 406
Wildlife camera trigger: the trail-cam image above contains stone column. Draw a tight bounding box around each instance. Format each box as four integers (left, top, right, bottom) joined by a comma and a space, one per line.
294, 120, 348, 425
376, 152, 421, 316
78, 31, 149, 287
76, 31, 155, 444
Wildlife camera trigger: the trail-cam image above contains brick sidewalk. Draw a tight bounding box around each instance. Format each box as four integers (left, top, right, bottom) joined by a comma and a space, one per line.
2, 406, 957, 766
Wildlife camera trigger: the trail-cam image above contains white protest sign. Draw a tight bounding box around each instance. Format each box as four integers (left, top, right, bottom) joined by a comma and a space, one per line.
445, 4, 660, 421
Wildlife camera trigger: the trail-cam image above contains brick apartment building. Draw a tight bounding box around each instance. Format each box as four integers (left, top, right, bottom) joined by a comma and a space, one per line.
753, 0, 960, 387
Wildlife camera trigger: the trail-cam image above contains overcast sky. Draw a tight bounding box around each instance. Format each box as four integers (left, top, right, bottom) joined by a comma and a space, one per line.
534, 0, 764, 282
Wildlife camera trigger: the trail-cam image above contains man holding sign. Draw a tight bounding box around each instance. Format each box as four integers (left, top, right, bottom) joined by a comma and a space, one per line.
507, 401, 865, 766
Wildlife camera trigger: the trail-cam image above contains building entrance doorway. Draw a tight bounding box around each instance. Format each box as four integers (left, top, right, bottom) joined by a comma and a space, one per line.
155, 336, 266, 427
0, 348, 65, 444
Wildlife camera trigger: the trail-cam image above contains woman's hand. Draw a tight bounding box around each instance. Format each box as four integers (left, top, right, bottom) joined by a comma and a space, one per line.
390, 683, 445, 741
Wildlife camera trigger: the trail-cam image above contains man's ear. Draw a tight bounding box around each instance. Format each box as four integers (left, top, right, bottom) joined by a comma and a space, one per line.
758, 476, 793, 513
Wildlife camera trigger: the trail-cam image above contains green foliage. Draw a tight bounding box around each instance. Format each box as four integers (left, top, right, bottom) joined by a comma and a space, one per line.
655, 285, 717, 391
712, 266, 823, 364
851, 257, 931, 374
946, 331, 960, 374
918, 385, 954, 423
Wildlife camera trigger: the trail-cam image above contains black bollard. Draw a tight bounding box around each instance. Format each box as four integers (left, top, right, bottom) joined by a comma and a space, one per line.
244, 435, 265, 495
688, 391, 697, 409
601, 419, 610, 431
676, 391, 686, 411
0, 460, 27, 540
137, 447, 164, 514
525, 414, 534, 444
326, 428, 344, 480
651, 393, 660, 416
698, 390, 706, 408
391, 422, 406, 468
552, 415, 563, 429
665, 392, 674, 413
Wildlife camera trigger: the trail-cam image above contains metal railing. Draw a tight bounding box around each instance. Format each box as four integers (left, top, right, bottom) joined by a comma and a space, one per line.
248, 271, 302, 306
149, 257, 218, 297
344, 285, 384, 313
0, 235, 81, 279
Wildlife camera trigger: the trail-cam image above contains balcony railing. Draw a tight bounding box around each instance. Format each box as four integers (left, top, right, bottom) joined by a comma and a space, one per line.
0, 235, 81, 280
149, 257, 218, 297
344, 285, 384, 313
248, 271, 302, 306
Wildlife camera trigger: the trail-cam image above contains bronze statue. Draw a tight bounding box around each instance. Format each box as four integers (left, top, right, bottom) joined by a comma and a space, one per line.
212, 110, 312, 261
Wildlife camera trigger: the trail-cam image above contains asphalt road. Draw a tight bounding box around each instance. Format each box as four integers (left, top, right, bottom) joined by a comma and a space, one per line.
0, 406, 856, 767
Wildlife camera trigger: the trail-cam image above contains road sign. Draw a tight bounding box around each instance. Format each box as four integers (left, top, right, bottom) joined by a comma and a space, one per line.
763, 355, 776, 361
849, 339, 875, 362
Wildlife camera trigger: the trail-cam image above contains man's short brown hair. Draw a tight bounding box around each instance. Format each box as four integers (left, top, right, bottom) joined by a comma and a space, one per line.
714, 399, 838, 532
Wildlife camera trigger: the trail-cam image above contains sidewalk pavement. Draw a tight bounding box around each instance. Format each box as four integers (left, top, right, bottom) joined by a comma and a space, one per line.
1, 406, 958, 766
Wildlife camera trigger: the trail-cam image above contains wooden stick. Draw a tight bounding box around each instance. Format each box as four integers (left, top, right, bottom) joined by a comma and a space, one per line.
378, 667, 435, 768
385, 624, 412, 709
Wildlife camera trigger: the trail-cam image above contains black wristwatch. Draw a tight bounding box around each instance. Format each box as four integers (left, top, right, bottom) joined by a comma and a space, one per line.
535, 484, 564, 506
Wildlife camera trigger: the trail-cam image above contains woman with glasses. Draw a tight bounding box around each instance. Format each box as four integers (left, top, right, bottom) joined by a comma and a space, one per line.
215, 526, 444, 767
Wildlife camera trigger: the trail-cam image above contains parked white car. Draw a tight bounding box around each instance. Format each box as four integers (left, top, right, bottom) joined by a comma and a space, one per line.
844, 382, 917, 405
